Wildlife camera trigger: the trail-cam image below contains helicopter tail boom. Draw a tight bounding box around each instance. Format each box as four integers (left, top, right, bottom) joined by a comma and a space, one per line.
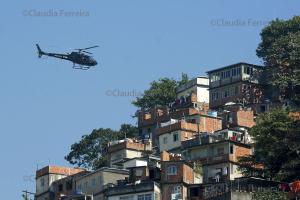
36, 44, 45, 58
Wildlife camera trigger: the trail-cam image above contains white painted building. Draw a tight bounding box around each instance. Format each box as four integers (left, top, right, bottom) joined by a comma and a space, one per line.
176, 76, 209, 103
35, 166, 85, 200
106, 181, 160, 200
75, 168, 129, 200
123, 158, 148, 169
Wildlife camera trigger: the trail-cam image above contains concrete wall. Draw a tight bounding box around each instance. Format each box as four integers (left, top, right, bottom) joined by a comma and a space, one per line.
176, 77, 209, 104
197, 87, 209, 103
76, 170, 128, 197
108, 191, 155, 200
107, 184, 160, 200
230, 191, 252, 200
36, 174, 67, 196
110, 149, 143, 166
158, 130, 182, 152
123, 159, 148, 169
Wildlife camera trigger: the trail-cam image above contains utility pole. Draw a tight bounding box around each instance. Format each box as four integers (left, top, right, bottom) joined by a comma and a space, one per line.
22, 190, 35, 200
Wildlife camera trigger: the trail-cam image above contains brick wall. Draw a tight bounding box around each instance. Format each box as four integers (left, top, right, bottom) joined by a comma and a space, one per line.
161, 184, 189, 200
183, 164, 194, 184
236, 110, 255, 128
160, 151, 181, 162
108, 140, 149, 153
180, 131, 195, 141
199, 116, 222, 133
289, 111, 300, 121
234, 146, 252, 162
36, 166, 85, 178
161, 161, 194, 184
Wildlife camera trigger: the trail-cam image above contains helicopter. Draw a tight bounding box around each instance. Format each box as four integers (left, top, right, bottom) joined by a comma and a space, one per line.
36, 44, 98, 70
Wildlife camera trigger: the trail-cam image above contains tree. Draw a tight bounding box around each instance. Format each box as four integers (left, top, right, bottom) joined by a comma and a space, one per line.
239, 109, 300, 182
132, 73, 189, 109
251, 190, 289, 200
257, 16, 300, 106
65, 124, 138, 170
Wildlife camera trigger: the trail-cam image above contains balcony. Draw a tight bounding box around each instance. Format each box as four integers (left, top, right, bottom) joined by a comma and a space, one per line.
182, 134, 240, 149
106, 181, 158, 196
185, 153, 235, 165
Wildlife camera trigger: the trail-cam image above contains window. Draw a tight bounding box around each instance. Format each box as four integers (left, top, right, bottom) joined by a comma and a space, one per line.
222, 90, 229, 98
260, 105, 266, 112
221, 71, 225, 79
86, 196, 92, 200
237, 67, 241, 75
138, 194, 152, 200
84, 181, 88, 189
244, 66, 253, 75
92, 178, 96, 186
98, 176, 102, 185
78, 184, 82, 191
167, 166, 177, 175
226, 70, 231, 78
230, 145, 234, 154
230, 87, 235, 96
217, 147, 224, 155
211, 92, 219, 101
235, 86, 239, 95
40, 178, 45, 187
138, 195, 144, 200
232, 68, 237, 76
66, 180, 72, 190
120, 196, 134, 200
58, 184, 63, 192
232, 67, 241, 77
173, 133, 179, 142
173, 185, 181, 194
190, 187, 200, 197
135, 168, 143, 176
145, 194, 152, 200
222, 70, 231, 79
211, 73, 220, 82
138, 196, 144, 200
163, 137, 168, 144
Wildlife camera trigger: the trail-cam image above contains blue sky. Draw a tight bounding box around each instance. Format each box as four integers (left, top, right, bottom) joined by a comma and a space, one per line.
0, 0, 299, 199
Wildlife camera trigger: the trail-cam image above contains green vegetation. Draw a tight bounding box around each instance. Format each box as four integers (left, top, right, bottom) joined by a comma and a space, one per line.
251, 190, 289, 200
257, 16, 300, 106
239, 109, 300, 182
65, 73, 189, 170
132, 73, 189, 109
64, 124, 138, 170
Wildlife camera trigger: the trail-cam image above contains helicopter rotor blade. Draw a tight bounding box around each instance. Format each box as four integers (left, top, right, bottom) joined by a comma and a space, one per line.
82, 45, 99, 50
82, 50, 92, 54
75, 45, 99, 51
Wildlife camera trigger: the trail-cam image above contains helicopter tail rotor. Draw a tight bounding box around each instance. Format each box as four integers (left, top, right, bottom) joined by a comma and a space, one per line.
36, 44, 44, 58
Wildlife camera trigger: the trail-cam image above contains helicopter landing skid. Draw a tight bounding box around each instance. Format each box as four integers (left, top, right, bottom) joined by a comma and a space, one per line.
72, 63, 91, 70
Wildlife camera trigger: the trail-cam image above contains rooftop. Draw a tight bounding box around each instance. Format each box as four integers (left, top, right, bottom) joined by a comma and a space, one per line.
77, 167, 129, 180
176, 76, 209, 93
206, 62, 264, 74
36, 166, 86, 178
107, 139, 151, 153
